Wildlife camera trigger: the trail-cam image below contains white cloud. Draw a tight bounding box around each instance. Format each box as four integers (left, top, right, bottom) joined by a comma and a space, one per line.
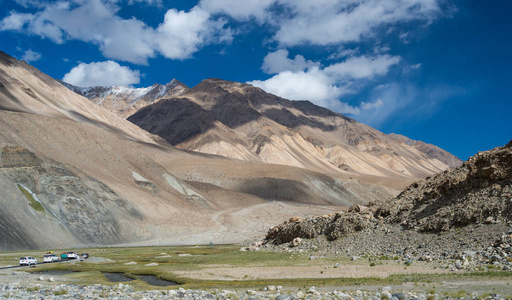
249, 69, 360, 115
155, 7, 231, 60
250, 68, 344, 102
0, 0, 231, 64
14, 0, 46, 8
324, 54, 401, 79
327, 47, 360, 60
127, 0, 162, 6
0, 0, 442, 66
360, 98, 384, 110
249, 51, 401, 115
262, 49, 318, 74
20, 49, 42, 62
199, 0, 275, 22
399, 32, 411, 44
402, 63, 422, 74
373, 44, 391, 54
62, 61, 140, 87
0, 12, 34, 30
272, 0, 439, 46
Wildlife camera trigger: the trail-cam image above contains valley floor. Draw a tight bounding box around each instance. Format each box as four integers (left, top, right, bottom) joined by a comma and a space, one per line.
1, 244, 512, 299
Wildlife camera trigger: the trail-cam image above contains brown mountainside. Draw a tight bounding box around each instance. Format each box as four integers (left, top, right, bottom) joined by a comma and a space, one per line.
0, 51, 392, 250
127, 78, 462, 181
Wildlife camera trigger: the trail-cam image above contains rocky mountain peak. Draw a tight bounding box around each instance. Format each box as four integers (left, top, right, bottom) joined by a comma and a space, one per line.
61, 79, 189, 118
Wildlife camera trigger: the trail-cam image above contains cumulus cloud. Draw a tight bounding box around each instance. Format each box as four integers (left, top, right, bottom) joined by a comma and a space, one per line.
249, 51, 401, 115
20, 49, 42, 62
155, 7, 232, 60
250, 68, 346, 102
1, 0, 442, 66
0, 0, 230, 64
249, 69, 359, 114
62, 61, 140, 87
262, 49, 319, 74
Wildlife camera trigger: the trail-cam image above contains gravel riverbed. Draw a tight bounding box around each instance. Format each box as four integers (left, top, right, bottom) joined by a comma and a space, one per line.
0, 282, 510, 300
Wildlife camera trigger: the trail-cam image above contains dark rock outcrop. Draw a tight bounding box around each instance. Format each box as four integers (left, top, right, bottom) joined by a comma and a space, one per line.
0, 146, 42, 168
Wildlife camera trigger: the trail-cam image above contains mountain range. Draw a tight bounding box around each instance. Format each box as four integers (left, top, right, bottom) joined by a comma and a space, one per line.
0, 51, 461, 249
66, 77, 461, 181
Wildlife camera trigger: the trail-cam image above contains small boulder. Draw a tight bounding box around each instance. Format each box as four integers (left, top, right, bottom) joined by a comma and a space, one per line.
392, 292, 406, 300
290, 237, 302, 247
419, 255, 432, 262
289, 217, 303, 223
348, 204, 368, 213
455, 261, 464, 270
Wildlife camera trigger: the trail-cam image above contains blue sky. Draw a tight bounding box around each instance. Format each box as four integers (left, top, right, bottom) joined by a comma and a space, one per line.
1, 0, 510, 160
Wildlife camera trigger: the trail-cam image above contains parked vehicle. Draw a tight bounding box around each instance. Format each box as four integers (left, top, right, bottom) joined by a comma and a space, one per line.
66, 252, 78, 259
43, 253, 59, 263
81, 253, 89, 259
19, 257, 37, 266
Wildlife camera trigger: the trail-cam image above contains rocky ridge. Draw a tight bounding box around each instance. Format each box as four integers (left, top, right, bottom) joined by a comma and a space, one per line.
127, 78, 462, 181
263, 141, 512, 270
60, 79, 188, 118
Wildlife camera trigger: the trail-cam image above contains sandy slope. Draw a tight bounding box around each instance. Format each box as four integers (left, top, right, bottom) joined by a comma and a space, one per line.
0, 51, 398, 249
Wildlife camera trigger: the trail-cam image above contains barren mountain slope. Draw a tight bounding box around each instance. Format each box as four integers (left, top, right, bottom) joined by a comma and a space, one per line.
61, 79, 188, 118
0, 51, 154, 144
128, 78, 462, 180
0, 52, 394, 249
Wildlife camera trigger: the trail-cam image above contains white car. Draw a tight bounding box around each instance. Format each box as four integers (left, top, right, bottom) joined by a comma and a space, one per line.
43, 254, 59, 263
19, 256, 37, 266
66, 252, 78, 259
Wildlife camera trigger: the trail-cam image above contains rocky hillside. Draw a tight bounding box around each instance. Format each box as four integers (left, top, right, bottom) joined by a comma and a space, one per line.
0, 51, 392, 250
127, 78, 461, 182
60, 79, 188, 118
375, 139, 512, 232
265, 140, 512, 245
